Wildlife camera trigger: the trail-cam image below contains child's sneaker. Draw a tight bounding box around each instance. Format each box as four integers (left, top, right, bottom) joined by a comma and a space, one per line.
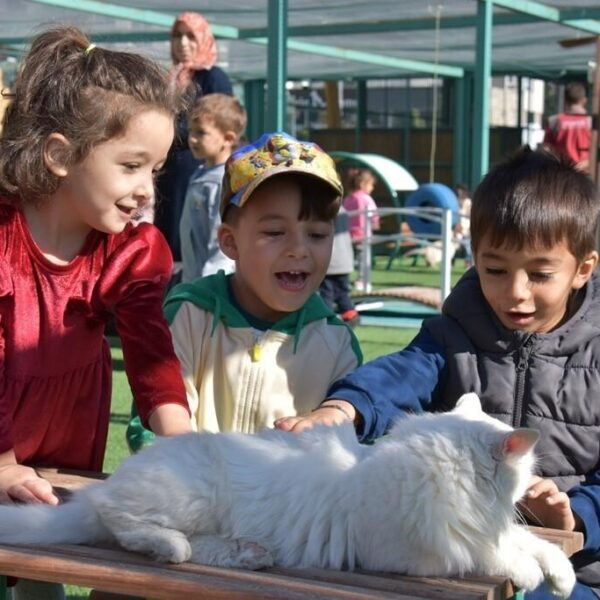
341, 309, 360, 328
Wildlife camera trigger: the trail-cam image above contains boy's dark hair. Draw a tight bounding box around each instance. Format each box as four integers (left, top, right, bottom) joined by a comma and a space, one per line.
188, 93, 247, 140
471, 146, 599, 263
224, 173, 340, 225
564, 81, 587, 106
0, 26, 182, 203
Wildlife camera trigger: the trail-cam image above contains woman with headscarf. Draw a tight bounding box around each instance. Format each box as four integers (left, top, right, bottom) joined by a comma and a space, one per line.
154, 12, 233, 270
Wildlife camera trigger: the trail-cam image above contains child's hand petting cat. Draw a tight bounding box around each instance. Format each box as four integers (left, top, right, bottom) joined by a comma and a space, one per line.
519, 476, 580, 532
0, 464, 59, 505
274, 400, 356, 433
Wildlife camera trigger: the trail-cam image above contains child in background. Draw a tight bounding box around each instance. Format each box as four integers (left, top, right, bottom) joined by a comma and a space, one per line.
342, 168, 380, 290
180, 93, 246, 282
319, 206, 360, 327
277, 147, 600, 599
454, 183, 472, 267
127, 132, 361, 445
543, 81, 591, 173
0, 27, 193, 599
153, 11, 233, 265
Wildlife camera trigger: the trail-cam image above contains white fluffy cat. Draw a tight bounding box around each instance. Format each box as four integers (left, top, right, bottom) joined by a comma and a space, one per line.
0, 394, 576, 597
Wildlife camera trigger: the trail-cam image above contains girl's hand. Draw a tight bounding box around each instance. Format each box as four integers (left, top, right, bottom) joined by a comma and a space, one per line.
519, 476, 579, 532
274, 400, 356, 433
0, 464, 59, 505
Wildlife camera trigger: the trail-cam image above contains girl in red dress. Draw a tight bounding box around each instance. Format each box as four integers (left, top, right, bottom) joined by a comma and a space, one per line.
0, 27, 193, 508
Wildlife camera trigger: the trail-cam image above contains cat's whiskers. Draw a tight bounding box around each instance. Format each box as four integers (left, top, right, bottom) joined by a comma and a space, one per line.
534, 450, 576, 463
513, 506, 528, 526
514, 501, 544, 527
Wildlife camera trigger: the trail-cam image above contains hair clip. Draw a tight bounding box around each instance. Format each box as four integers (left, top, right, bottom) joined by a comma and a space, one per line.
84, 43, 96, 56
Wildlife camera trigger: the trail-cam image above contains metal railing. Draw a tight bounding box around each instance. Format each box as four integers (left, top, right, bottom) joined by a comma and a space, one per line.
348, 206, 456, 304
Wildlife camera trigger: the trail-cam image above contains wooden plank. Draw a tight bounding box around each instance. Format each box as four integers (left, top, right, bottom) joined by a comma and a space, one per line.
529, 526, 584, 557
36, 467, 107, 486
269, 567, 511, 600
0, 542, 513, 600
44, 544, 510, 599
0, 544, 426, 599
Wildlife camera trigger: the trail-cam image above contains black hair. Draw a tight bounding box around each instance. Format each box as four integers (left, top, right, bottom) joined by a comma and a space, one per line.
471, 146, 599, 262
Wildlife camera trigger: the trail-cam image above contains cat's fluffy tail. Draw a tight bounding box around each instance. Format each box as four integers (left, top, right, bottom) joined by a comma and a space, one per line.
0, 495, 108, 545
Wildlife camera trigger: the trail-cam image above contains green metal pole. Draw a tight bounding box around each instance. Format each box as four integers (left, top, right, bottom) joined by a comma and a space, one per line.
404, 78, 411, 174
266, 0, 288, 132
472, 0, 493, 188
355, 80, 367, 152
244, 80, 266, 142
452, 77, 465, 186
462, 72, 474, 188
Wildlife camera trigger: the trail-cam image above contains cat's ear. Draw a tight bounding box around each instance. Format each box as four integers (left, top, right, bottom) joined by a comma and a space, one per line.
452, 393, 482, 416
494, 429, 539, 461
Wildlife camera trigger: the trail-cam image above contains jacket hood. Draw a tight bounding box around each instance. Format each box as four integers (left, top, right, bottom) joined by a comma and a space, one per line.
164, 271, 346, 353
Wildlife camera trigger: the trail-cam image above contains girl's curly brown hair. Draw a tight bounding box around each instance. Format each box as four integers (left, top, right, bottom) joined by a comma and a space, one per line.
0, 26, 183, 204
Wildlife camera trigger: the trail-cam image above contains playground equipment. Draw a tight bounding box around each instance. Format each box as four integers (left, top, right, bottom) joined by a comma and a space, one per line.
331, 151, 419, 203
352, 205, 455, 302
329, 152, 459, 325
405, 183, 459, 236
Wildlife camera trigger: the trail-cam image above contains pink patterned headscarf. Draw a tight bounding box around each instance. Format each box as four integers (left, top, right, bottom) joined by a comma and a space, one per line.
169, 12, 218, 89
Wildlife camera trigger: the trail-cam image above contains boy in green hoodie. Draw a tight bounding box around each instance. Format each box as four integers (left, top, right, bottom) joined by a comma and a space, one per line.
127, 132, 361, 448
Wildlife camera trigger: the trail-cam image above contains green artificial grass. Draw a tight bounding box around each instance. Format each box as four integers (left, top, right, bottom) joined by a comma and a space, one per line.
360, 255, 468, 290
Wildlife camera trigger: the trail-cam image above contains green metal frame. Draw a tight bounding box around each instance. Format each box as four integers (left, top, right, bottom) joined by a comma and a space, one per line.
452, 77, 466, 186
243, 80, 266, 142
472, 0, 493, 188
20, 0, 463, 79
266, 0, 287, 131
241, 8, 600, 37
493, 0, 600, 34
354, 80, 367, 152
13, 0, 596, 193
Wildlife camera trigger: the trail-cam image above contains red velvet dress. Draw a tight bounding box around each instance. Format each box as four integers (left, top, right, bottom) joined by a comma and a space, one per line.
0, 203, 188, 471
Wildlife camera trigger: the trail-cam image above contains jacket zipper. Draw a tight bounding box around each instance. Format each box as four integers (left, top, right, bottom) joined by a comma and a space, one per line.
250, 330, 268, 362
512, 336, 534, 427
237, 330, 269, 432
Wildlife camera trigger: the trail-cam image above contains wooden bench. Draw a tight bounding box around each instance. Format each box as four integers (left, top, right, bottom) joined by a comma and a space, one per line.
0, 468, 584, 600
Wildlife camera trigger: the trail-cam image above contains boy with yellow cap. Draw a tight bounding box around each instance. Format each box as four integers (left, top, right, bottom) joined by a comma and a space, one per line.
127, 132, 361, 446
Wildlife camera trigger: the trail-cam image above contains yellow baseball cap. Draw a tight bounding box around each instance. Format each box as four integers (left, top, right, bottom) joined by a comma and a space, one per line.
220, 132, 343, 218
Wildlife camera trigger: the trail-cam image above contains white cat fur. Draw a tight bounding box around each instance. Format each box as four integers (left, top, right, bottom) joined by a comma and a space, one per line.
0, 394, 576, 597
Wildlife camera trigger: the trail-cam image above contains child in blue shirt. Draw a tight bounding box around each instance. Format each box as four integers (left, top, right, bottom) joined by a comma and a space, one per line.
276, 147, 600, 599
180, 93, 246, 282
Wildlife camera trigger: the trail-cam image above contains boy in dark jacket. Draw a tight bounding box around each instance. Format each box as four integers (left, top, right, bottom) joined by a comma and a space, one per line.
276, 147, 600, 599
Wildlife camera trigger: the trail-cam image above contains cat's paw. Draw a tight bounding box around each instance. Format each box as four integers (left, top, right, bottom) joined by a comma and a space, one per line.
537, 546, 576, 599
149, 532, 192, 564
544, 566, 576, 600
506, 555, 545, 592
229, 541, 274, 570
116, 528, 192, 564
